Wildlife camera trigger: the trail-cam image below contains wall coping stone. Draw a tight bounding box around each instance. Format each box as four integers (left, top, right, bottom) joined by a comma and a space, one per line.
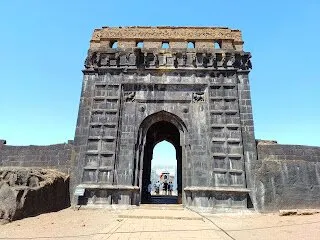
77, 184, 140, 191
184, 187, 250, 193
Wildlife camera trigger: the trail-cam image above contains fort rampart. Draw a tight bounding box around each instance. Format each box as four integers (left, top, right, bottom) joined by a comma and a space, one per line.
0, 142, 74, 175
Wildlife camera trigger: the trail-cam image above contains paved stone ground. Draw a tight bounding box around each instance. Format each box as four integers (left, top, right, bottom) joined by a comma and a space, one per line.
0, 205, 320, 240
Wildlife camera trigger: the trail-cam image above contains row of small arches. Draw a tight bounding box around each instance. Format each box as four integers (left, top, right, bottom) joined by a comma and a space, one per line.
109, 41, 221, 49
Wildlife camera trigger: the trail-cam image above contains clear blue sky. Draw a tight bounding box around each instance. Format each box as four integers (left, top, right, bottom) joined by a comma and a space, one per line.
1, 1, 319, 151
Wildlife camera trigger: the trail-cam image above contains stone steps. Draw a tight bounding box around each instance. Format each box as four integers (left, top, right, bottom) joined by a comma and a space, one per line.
149, 195, 178, 204
139, 204, 183, 210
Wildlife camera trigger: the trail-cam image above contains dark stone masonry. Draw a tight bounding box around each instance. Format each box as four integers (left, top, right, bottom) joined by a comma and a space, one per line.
255, 141, 320, 211
0, 142, 74, 175
1, 26, 320, 212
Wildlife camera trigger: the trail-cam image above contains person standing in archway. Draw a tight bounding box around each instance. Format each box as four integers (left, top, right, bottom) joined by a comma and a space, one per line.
163, 182, 168, 195
169, 182, 173, 195
147, 181, 152, 203
155, 181, 160, 195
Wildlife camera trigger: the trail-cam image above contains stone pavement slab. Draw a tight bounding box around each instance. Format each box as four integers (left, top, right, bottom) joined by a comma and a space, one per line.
118, 207, 203, 220
101, 218, 228, 240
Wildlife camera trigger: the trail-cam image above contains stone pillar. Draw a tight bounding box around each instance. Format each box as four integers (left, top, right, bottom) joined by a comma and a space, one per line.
237, 72, 258, 209
72, 72, 95, 204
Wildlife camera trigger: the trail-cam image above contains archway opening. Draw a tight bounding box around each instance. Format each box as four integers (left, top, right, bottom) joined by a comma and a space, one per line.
140, 121, 182, 204
151, 141, 177, 196
187, 41, 195, 49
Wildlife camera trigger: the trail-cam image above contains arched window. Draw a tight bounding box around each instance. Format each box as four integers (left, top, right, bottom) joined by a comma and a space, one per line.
136, 41, 144, 48
161, 42, 170, 49
187, 41, 195, 48
214, 41, 221, 49
110, 41, 118, 49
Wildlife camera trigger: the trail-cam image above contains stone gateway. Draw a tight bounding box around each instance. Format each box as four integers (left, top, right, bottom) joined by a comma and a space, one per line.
1, 26, 320, 213
73, 26, 257, 209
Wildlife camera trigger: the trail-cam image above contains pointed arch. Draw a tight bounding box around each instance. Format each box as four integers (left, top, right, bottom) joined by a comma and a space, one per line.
134, 110, 188, 204
138, 110, 187, 138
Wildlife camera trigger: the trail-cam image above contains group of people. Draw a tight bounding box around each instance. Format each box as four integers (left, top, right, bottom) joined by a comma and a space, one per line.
145, 180, 175, 203
153, 181, 174, 195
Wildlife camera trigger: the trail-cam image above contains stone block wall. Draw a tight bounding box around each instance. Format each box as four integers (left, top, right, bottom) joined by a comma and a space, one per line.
0, 142, 75, 175
255, 141, 320, 212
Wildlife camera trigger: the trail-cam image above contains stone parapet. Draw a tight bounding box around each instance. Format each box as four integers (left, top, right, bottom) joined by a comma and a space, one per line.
90, 26, 243, 50
84, 48, 252, 71
0, 143, 74, 175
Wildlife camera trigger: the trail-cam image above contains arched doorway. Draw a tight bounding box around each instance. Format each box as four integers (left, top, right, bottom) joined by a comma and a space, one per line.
134, 111, 187, 205
151, 141, 177, 198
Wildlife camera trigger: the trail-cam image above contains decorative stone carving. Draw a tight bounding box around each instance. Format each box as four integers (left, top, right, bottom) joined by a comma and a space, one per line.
207, 53, 216, 68
182, 106, 189, 113
109, 52, 119, 66
166, 56, 174, 67
175, 53, 186, 67
216, 53, 224, 68
196, 53, 204, 67
84, 51, 99, 69
185, 53, 196, 67
225, 53, 235, 68
193, 92, 205, 102
84, 50, 252, 71
233, 53, 242, 69
241, 53, 252, 70
124, 91, 136, 102
138, 106, 145, 112
158, 54, 166, 66
119, 52, 137, 66
100, 53, 110, 66
84, 54, 91, 69
144, 52, 157, 67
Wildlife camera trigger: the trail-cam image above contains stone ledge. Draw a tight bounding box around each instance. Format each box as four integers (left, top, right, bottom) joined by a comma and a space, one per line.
184, 187, 250, 193
77, 183, 140, 191
92, 26, 242, 41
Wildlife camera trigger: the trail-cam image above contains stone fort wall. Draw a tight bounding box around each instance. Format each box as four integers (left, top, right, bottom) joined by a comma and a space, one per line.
1, 139, 320, 211
254, 141, 320, 211
0, 141, 74, 175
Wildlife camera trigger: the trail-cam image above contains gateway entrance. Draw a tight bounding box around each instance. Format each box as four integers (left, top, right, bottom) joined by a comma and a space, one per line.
138, 120, 183, 204
74, 26, 255, 209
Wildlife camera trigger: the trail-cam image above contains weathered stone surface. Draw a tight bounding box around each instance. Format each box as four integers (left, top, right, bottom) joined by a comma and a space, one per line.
256, 139, 278, 145
0, 143, 74, 175
0, 182, 16, 223
255, 143, 320, 212
73, 26, 255, 210
90, 26, 243, 50
0, 168, 70, 223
